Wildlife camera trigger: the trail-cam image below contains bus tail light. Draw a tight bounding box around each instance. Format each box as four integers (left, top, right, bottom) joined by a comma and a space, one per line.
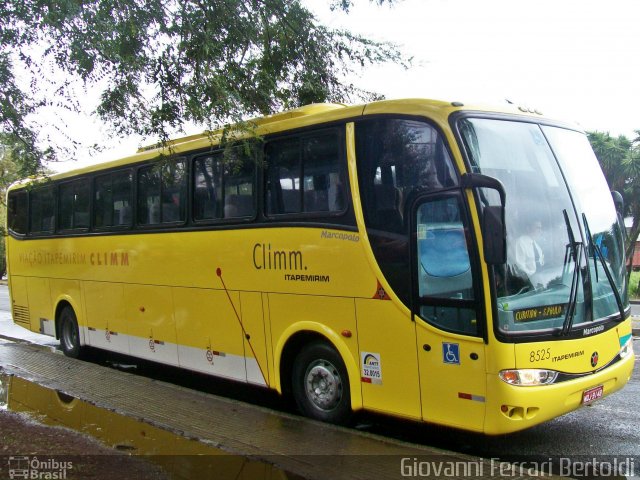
499, 369, 559, 386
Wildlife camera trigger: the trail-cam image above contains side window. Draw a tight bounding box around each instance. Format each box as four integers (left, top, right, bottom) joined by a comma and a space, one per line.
58, 180, 90, 230
7, 191, 27, 235
355, 118, 458, 306
94, 170, 132, 228
265, 130, 345, 216
193, 147, 256, 221
30, 186, 55, 234
137, 160, 187, 225
265, 138, 300, 214
303, 134, 345, 212
137, 166, 161, 225
415, 196, 477, 336
193, 154, 223, 220
356, 119, 457, 234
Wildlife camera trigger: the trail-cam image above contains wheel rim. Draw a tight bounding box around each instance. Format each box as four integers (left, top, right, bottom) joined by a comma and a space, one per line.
304, 359, 342, 411
61, 317, 77, 351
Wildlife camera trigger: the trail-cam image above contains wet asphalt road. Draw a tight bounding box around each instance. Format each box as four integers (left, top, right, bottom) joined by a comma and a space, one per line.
1, 285, 638, 473
0, 286, 8, 309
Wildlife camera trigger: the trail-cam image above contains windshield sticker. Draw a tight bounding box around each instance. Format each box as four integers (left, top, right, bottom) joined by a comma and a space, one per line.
514, 304, 565, 323
361, 352, 382, 384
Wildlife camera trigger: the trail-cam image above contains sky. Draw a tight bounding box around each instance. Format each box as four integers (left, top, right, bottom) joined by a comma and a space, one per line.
308, 0, 639, 134
49, 0, 640, 173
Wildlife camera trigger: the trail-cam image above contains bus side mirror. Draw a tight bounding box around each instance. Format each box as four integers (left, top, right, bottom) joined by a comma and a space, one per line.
482, 206, 506, 265
461, 173, 507, 265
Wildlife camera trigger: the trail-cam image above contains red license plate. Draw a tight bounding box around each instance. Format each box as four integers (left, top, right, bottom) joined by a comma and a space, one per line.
583, 385, 604, 404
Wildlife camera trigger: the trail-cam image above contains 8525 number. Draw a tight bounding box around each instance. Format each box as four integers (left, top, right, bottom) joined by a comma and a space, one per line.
529, 348, 551, 362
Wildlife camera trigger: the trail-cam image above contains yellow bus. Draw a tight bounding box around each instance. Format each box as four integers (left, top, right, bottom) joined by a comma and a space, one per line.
5, 99, 634, 434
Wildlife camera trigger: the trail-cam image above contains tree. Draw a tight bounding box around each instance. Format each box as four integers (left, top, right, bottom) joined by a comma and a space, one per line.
587, 131, 640, 273
0, 0, 405, 173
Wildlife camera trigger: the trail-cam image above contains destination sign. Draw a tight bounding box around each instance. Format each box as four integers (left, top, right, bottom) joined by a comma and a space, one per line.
513, 304, 566, 323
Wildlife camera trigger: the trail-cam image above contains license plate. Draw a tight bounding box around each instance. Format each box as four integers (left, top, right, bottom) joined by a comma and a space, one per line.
582, 385, 604, 404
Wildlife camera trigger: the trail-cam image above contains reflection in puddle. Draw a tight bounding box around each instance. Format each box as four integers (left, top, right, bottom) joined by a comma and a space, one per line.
0, 373, 298, 479
0, 374, 7, 410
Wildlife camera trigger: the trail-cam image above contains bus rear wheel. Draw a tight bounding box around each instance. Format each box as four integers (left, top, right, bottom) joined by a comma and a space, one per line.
292, 341, 351, 425
59, 306, 83, 359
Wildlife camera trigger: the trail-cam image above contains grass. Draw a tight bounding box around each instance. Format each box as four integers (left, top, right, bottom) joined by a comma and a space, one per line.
630, 271, 640, 300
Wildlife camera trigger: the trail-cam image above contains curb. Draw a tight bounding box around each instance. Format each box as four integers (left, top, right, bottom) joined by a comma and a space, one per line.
0, 333, 33, 344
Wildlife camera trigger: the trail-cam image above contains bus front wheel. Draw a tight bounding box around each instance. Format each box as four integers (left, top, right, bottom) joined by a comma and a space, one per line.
292, 341, 351, 425
59, 306, 83, 359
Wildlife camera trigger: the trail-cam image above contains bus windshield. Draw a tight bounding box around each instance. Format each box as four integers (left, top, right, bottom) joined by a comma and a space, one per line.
459, 118, 628, 337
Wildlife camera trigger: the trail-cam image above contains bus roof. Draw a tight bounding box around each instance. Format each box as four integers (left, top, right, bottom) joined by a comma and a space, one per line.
8, 97, 570, 188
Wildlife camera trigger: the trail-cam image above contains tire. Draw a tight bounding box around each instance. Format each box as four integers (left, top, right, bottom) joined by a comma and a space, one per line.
292, 341, 351, 425
59, 306, 83, 359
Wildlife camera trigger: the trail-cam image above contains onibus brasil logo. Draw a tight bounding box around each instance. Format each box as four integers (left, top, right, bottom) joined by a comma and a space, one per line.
7, 456, 73, 479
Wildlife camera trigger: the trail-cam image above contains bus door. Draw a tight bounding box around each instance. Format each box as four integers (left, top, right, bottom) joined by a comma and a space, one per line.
411, 193, 487, 431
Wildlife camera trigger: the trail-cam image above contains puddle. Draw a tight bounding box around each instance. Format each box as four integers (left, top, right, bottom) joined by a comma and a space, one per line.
0, 373, 301, 479
0, 374, 7, 410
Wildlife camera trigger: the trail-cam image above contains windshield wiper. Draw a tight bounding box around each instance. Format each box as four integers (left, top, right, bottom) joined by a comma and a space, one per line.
582, 213, 599, 283
560, 209, 582, 336
561, 243, 582, 335
582, 213, 626, 322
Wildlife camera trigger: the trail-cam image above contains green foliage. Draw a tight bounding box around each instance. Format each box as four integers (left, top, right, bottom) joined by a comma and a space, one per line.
629, 271, 639, 299
587, 130, 640, 271
330, 0, 397, 12
588, 131, 632, 191
0, 0, 407, 172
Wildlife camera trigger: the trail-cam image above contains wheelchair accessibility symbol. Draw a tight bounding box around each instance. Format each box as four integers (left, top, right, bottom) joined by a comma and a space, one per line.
442, 342, 460, 365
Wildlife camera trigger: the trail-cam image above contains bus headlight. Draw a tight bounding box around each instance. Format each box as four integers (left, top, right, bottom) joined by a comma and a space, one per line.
499, 369, 559, 386
619, 338, 633, 359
